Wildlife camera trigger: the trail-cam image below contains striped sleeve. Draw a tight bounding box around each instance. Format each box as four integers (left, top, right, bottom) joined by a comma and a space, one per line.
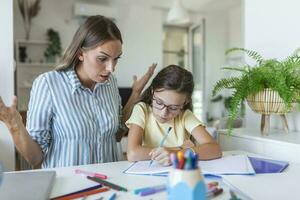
26, 74, 53, 155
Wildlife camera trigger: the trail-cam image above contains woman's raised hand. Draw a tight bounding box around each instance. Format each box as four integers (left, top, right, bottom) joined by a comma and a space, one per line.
0, 96, 22, 133
131, 63, 156, 94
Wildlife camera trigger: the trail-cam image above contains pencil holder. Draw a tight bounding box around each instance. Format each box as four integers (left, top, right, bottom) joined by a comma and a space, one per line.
167, 168, 207, 200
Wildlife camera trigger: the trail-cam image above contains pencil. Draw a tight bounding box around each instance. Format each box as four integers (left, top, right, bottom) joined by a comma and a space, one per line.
149, 127, 172, 166
52, 187, 109, 200
87, 176, 128, 192
51, 184, 102, 199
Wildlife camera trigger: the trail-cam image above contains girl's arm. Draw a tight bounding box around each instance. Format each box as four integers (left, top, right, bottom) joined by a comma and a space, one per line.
127, 124, 153, 161
189, 125, 222, 160
127, 124, 173, 166
0, 96, 44, 167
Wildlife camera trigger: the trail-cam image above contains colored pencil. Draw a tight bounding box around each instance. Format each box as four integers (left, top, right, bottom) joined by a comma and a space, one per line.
87, 176, 128, 192
51, 184, 102, 199
52, 187, 109, 200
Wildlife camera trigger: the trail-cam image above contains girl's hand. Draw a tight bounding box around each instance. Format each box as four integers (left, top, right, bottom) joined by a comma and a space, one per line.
181, 139, 195, 149
149, 147, 171, 166
131, 63, 156, 95
0, 96, 23, 133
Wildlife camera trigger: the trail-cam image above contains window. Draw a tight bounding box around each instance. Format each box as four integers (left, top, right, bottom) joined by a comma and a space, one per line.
163, 26, 189, 67
162, 23, 206, 122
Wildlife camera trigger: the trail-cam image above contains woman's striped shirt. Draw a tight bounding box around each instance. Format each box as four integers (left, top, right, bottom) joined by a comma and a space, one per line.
26, 69, 123, 168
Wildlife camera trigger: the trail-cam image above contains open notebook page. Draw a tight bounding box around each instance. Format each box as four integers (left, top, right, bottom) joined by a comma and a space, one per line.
199, 154, 255, 175
124, 160, 172, 175
124, 155, 255, 175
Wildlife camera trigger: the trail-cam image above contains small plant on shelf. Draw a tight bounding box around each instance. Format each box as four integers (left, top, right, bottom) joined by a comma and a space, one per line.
212, 48, 300, 134
44, 28, 62, 63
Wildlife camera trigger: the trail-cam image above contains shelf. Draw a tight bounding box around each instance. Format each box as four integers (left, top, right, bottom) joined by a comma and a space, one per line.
16, 40, 49, 45
15, 39, 58, 111
17, 62, 56, 68
217, 128, 300, 163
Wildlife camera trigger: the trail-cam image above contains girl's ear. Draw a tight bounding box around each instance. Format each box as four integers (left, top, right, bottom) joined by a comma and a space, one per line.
77, 49, 84, 61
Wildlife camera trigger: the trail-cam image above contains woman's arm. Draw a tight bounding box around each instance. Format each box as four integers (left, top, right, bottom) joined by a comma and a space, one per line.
127, 124, 153, 161
0, 96, 44, 167
122, 64, 156, 123
189, 125, 222, 160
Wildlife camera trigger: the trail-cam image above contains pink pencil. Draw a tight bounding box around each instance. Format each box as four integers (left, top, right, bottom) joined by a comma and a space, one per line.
75, 169, 108, 179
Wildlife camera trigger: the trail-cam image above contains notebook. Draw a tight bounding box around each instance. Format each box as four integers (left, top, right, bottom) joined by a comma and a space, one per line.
124, 155, 255, 176
248, 156, 289, 173
0, 170, 56, 200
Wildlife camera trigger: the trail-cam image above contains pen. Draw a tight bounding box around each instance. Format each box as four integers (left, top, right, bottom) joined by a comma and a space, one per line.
139, 186, 167, 196
133, 184, 166, 195
87, 176, 128, 192
149, 127, 172, 166
177, 151, 184, 169
207, 181, 219, 189
170, 153, 178, 169
206, 188, 223, 198
75, 169, 107, 179
51, 184, 102, 199
108, 192, 117, 200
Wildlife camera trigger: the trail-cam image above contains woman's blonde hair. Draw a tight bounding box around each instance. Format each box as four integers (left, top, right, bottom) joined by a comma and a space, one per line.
55, 15, 122, 71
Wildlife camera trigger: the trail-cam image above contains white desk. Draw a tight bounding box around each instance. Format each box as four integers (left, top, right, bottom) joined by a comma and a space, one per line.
42, 150, 300, 199
49, 160, 232, 200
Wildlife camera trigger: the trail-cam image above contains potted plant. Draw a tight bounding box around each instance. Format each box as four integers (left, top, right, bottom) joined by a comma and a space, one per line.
44, 28, 62, 63
212, 48, 300, 134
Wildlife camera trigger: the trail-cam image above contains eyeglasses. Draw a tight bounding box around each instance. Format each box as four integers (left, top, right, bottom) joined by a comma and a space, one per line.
152, 95, 184, 114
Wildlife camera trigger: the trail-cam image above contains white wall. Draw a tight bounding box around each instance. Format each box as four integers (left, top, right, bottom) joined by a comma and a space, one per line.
244, 0, 300, 131
14, 0, 163, 87
228, 6, 242, 49
0, 0, 15, 171
204, 5, 242, 121
112, 4, 163, 86
204, 10, 228, 120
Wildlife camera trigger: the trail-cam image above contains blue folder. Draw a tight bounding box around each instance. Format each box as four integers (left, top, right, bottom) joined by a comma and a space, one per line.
248, 156, 289, 174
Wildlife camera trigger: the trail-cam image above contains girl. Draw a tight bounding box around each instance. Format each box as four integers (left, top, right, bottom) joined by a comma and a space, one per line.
126, 65, 222, 166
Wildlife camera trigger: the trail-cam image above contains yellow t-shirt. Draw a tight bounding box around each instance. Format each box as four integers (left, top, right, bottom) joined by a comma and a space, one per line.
125, 102, 205, 148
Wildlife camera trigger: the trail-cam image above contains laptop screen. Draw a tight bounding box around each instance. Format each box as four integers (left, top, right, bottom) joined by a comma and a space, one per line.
0, 170, 56, 200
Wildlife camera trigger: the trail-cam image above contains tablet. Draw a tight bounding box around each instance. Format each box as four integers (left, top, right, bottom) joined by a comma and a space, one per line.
248, 156, 289, 173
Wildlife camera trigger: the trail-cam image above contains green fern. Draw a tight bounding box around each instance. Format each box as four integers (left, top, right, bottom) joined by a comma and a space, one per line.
213, 48, 300, 133
226, 48, 264, 64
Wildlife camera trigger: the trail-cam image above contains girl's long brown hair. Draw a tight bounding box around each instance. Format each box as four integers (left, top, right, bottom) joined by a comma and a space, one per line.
55, 15, 122, 71
140, 65, 194, 110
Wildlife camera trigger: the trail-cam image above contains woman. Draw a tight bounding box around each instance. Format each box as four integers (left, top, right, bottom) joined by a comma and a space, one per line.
0, 15, 156, 168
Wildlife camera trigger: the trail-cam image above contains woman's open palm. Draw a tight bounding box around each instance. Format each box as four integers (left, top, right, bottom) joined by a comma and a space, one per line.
0, 96, 22, 130
132, 63, 156, 94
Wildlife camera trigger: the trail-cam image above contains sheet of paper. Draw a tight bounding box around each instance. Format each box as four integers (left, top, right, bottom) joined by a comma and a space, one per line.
199, 155, 255, 175
124, 160, 172, 175
124, 155, 255, 176
223, 173, 299, 200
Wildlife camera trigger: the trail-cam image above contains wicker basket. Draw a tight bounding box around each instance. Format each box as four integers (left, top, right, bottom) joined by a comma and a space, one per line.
246, 88, 293, 114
